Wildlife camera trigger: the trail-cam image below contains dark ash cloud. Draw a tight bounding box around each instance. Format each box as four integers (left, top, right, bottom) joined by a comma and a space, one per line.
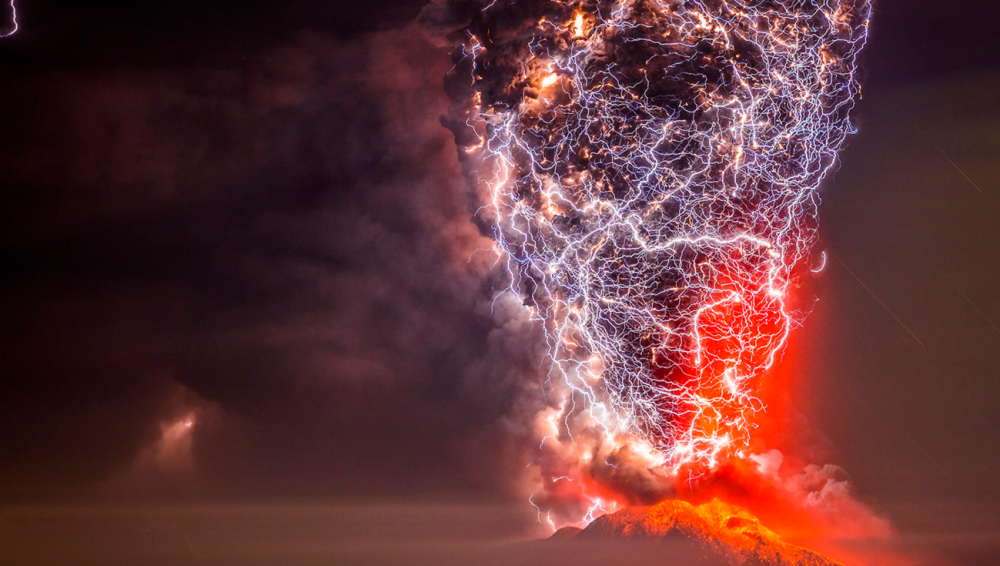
0, 25, 545, 502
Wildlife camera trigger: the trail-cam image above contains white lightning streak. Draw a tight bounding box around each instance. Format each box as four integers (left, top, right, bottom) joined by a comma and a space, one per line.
1, 0, 16, 38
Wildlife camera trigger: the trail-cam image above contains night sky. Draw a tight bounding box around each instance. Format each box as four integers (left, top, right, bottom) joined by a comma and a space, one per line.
2, 1, 1000, 564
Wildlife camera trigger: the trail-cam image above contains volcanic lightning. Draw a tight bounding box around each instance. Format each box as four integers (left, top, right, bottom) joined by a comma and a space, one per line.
1, 0, 15, 38
435, 0, 869, 526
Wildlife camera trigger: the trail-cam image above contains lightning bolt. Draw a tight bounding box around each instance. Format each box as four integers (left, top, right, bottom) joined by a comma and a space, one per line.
1, 0, 17, 38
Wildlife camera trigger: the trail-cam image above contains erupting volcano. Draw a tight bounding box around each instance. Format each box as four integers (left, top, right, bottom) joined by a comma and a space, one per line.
428, 0, 872, 553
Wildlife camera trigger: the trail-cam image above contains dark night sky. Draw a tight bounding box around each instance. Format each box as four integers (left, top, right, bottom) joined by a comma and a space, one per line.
1, 1, 1000, 564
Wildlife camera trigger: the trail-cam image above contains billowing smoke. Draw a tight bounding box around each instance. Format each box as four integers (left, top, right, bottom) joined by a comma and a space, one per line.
425, 0, 869, 528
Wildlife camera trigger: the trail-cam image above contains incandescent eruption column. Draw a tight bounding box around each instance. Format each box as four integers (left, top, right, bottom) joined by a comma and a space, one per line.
432, 0, 869, 525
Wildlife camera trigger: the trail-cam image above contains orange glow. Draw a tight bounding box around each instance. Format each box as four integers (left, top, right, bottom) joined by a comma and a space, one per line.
572, 13, 585, 38
609, 498, 829, 563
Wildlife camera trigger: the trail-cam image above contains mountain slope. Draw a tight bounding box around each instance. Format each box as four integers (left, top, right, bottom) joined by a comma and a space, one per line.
555, 499, 840, 566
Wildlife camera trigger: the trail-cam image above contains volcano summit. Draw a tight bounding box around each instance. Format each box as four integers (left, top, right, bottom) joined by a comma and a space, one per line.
550, 498, 840, 566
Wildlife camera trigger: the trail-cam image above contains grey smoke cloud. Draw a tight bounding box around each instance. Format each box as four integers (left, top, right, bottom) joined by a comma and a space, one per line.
0, 26, 546, 501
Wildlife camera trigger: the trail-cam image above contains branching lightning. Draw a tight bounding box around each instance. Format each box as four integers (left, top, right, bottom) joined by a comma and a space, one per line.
441, 0, 869, 513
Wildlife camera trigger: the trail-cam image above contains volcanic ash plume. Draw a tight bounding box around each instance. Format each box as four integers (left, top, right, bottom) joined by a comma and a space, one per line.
428, 0, 869, 526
